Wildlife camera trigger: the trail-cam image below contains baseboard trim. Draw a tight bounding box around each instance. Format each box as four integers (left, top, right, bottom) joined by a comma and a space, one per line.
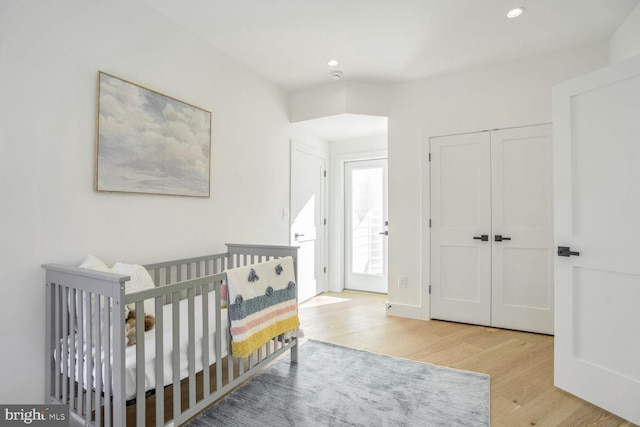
385, 301, 430, 321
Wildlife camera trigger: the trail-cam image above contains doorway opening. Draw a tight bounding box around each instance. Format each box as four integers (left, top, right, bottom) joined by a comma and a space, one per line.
290, 114, 388, 295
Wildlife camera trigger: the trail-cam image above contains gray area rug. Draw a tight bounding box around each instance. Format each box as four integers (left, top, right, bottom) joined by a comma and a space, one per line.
186, 340, 490, 427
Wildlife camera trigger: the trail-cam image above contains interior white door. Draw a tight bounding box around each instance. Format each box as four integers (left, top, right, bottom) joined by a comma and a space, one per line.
344, 159, 388, 293
553, 55, 640, 424
491, 125, 554, 334
291, 142, 326, 303
430, 132, 492, 326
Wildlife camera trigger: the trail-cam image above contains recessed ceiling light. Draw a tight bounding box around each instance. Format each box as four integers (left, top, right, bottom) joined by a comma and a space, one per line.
507, 7, 525, 18
327, 59, 339, 67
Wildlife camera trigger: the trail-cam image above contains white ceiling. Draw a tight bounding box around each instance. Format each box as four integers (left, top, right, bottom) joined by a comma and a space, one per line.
142, 0, 638, 139
143, 0, 638, 92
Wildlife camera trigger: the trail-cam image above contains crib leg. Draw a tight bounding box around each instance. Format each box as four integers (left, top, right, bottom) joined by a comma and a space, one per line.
291, 339, 298, 364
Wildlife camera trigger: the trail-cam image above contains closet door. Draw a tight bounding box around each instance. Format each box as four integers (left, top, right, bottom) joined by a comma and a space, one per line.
430, 132, 492, 326
491, 125, 554, 334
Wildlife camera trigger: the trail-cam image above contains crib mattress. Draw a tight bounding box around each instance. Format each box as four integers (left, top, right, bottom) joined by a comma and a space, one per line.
61, 292, 228, 401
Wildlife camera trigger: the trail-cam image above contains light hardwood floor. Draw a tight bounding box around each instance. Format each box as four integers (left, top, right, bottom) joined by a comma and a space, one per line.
298, 291, 637, 427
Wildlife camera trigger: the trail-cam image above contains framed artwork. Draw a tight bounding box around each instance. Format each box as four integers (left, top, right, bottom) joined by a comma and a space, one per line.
95, 71, 212, 197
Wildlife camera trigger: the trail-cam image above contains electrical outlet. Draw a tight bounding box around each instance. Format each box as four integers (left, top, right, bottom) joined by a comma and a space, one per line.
398, 276, 407, 288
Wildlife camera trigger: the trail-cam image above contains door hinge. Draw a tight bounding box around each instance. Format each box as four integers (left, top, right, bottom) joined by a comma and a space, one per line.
429, 285, 431, 294
429, 219, 431, 228
324, 267, 327, 274
428, 153, 431, 162
323, 170, 327, 177
324, 218, 327, 225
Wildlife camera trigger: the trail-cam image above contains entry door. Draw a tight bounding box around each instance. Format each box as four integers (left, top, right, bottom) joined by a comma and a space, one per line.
491, 125, 554, 334
430, 132, 492, 326
291, 142, 326, 303
344, 159, 388, 293
553, 56, 640, 424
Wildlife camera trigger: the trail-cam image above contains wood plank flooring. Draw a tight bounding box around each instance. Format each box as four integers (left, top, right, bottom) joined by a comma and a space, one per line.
298, 291, 637, 427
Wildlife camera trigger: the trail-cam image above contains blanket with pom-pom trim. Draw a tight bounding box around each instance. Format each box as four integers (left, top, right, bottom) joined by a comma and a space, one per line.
225, 256, 300, 357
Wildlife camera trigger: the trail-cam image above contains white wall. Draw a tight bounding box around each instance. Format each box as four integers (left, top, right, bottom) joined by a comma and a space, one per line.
386, 42, 610, 319
610, 3, 640, 63
290, 81, 390, 122
0, 1, 290, 403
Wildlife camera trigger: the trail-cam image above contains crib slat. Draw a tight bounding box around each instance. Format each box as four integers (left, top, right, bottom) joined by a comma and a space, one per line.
94, 295, 102, 427
165, 267, 171, 304
77, 291, 85, 417
68, 288, 77, 413
187, 288, 196, 408
103, 299, 111, 427
135, 300, 146, 427
54, 286, 62, 401
155, 296, 165, 427
45, 283, 54, 404
112, 285, 127, 427
227, 327, 234, 384
201, 285, 210, 398
215, 282, 223, 392
84, 293, 92, 425
61, 287, 69, 403
172, 292, 181, 420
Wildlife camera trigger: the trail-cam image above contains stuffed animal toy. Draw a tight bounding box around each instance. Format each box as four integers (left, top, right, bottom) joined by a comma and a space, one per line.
125, 309, 155, 346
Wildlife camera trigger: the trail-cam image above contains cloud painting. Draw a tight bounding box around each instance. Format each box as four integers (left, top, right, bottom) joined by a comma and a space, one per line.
96, 72, 211, 197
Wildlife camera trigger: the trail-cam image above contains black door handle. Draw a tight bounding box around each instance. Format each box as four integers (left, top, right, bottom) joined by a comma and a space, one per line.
473, 235, 489, 241
558, 246, 580, 257
495, 235, 511, 242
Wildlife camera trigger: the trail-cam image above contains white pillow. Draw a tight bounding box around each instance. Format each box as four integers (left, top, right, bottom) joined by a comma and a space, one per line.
112, 262, 156, 317
79, 254, 111, 273
78, 256, 156, 317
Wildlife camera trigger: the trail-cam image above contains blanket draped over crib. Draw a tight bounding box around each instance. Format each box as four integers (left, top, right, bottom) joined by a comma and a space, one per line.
225, 256, 300, 357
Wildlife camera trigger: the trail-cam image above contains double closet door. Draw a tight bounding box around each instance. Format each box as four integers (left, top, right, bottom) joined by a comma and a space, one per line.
430, 124, 553, 334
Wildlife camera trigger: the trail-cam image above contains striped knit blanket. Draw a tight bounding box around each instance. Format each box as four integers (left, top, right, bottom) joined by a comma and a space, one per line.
225, 256, 300, 357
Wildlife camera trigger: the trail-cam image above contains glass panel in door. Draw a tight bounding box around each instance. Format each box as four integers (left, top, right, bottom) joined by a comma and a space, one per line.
345, 159, 388, 293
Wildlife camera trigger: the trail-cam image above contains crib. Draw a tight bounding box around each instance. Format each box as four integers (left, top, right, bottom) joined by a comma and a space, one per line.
43, 244, 299, 427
